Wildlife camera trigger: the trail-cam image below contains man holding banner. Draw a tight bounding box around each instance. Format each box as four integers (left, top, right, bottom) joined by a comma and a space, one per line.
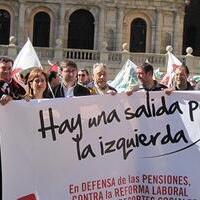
88, 63, 117, 95
0, 57, 26, 106
126, 62, 167, 95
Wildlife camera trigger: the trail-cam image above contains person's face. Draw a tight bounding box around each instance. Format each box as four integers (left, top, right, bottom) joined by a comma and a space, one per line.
51, 75, 60, 88
0, 61, 12, 82
61, 66, 77, 83
93, 66, 107, 88
78, 71, 89, 84
175, 68, 187, 86
136, 67, 151, 84
31, 74, 47, 94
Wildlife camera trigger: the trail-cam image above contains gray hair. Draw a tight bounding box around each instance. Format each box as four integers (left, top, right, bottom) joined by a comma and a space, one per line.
92, 63, 107, 71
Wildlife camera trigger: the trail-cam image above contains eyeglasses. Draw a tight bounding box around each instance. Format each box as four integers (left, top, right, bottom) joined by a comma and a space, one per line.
78, 74, 86, 77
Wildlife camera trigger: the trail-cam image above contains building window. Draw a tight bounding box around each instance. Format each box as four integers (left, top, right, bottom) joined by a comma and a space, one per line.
183, 1, 200, 56
130, 18, 147, 52
0, 9, 10, 45
33, 12, 50, 47
68, 9, 94, 50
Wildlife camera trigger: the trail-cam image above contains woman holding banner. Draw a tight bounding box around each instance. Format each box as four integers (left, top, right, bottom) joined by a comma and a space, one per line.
24, 68, 49, 100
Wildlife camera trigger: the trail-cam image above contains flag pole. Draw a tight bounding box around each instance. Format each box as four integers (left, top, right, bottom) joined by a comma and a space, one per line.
47, 82, 55, 98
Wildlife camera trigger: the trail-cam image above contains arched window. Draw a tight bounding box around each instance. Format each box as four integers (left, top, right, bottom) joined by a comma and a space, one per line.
0, 9, 10, 45
33, 12, 50, 47
130, 18, 147, 52
68, 9, 94, 50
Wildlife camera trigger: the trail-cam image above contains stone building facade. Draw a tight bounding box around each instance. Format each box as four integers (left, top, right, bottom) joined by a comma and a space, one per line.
0, 0, 185, 55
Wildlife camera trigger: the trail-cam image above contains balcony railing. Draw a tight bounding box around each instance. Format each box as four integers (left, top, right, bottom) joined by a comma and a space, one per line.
108, 51, 122, 63
35, 47, 54, 60
64, 49, 100, 61
1, 44, 200, 79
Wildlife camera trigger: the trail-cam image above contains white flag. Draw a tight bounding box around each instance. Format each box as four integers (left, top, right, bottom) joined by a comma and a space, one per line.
12, 38, 42, 91
13, 38, 42, 73
109, 59, 138, 92
167, 51, 182, 74
161, 52, 182, 87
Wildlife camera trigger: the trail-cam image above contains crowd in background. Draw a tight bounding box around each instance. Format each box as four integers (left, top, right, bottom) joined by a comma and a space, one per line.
0, 56, 198, 106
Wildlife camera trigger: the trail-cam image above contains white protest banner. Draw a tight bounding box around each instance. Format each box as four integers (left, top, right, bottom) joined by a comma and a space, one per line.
1, 92, 200, 200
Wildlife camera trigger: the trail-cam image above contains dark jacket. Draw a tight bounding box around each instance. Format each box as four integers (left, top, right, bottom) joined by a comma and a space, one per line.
0, 79, 26, 99
139, 80, 168, 91
175, 81, 194, 90
49, 83, 90, 98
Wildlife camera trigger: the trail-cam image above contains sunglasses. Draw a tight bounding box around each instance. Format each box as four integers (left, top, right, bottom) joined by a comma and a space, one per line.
78, 74, 86, 77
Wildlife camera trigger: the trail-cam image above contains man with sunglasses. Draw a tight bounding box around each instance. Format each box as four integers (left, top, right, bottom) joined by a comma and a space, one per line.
77, 68, 90, 87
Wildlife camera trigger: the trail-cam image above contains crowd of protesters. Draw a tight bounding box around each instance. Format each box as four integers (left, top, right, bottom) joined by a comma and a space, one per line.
0, 55, 199, 198
0, 56, 198, 106
1, 55, 199, 107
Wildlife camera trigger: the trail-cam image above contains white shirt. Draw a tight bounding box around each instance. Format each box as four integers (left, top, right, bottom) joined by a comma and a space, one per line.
63, 84, 76, 97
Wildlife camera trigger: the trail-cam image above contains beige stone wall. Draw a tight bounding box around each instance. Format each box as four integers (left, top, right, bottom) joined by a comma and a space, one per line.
0, 0, 185, 54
